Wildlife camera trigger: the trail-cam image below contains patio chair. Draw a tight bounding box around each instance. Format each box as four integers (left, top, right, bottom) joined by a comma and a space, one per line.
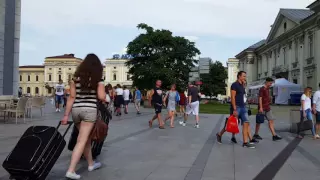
3, 97, 28, 124
28, 97, 45, 118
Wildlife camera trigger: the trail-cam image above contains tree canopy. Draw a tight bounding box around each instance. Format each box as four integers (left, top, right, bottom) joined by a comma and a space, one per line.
200, 61, 227, 97
125, 23, 201, 90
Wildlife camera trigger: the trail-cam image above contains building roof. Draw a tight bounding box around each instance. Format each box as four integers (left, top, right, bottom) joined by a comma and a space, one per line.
19, 65, 44, 68
45, 54, 80, 59
235, 40, 265, 58
307, 0, 320, 9
280, 9, 314, 24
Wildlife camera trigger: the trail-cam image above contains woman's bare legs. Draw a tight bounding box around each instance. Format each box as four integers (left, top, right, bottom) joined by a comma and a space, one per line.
67, 121, 94, 173
170, 111, 175, 128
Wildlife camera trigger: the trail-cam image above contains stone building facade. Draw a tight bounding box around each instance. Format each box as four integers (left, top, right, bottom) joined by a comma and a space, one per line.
226, 58, 239, 97
236, 0, 320, 90
104, 58, 133, 87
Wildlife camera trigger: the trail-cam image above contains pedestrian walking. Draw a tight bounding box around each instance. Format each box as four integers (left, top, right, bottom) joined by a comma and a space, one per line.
253, 77, 282, 141
297, 87, 316, 139
55, 79, 65, 112
148, 80, 165, 129
123, 86, 130, 114
183, 82, 200, 128
163, 84, 179, 128
61, 53, 106, 179
134, 87, 142, 114
114, 84, 124, 116
178, 89, 187, 123
216, 71, 256, 148
312, 83, 320, 138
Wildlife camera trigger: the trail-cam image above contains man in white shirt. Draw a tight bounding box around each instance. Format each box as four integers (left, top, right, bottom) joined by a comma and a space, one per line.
123, 86, 130, 114
55, 80, 65, 112
312, 83, 320, 137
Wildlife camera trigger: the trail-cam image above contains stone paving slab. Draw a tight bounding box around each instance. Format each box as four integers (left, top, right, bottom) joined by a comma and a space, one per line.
0, 103, 320, 180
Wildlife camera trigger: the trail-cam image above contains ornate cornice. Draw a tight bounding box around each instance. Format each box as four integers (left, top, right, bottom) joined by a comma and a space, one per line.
246, 57, 255, 64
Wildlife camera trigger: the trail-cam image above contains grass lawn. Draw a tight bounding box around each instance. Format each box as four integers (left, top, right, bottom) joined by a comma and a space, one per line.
199, 103, 258, 115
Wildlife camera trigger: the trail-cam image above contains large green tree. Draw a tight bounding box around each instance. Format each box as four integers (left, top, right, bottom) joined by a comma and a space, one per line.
125, 23, 201, 90
200, 61, 227, 97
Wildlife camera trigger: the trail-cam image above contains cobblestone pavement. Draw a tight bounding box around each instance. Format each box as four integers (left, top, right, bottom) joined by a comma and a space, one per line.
0, 102, 319, 180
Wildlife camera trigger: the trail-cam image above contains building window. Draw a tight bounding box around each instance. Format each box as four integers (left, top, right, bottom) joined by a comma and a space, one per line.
69, 68, 71, 70
36, 75, 39, 81
293, 79, 297, 84
20, 75, 22, 81
309, 35, 313, 58
284, 22, 287, 32
27, 75, 30, 81
59, 68, 61, 70
114, 67, 116, 69
113, 73, 117, 81
27, 87, 31, 94
68, 74, 72, 81
127, 74, 130, 80
35, 87, 39, 94
49, 68, 52, 70
58, 75, 61, 81
48, 88, 52, 94
49, 74, 52, 81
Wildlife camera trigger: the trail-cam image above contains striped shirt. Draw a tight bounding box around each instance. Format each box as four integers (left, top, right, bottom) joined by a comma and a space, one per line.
72, 79, 104, 109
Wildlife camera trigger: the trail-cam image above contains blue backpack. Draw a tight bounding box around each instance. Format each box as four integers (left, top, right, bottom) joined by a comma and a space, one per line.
175, 92, 180, 102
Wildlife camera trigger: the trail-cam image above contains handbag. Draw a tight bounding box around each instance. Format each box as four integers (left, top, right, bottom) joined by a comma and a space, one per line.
256, 113, 265, 124
90, 101, 108, 142
225, 115, 239, 134
247, 104, 252, 116
297, 118, 313, 132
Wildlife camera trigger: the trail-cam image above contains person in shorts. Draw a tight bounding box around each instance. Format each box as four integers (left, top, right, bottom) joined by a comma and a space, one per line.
183, 82, 200, 128
55, 79, 65, 112
312, 83, 320, 138
123, 86, 130, 114
148, 80, 165, 129
253, 77, 282, 141
134, 87, 142, 114
60, 53, 106, 179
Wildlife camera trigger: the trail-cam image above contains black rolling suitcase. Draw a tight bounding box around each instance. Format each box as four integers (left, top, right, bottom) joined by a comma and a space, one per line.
2, 121, 73, 180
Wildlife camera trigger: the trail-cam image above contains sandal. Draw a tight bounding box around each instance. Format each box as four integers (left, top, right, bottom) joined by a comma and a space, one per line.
159, 126, 165, 129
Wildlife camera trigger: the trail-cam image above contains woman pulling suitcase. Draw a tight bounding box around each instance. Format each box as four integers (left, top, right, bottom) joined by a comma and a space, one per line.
61, 53, 106, 179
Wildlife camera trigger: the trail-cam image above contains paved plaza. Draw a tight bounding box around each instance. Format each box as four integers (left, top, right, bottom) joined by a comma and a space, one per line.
0, 102, 320, 180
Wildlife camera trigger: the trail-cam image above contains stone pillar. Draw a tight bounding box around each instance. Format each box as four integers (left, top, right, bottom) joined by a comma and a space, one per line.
245, 56, 255, 85
299, 35, 304, 86
1, 0, 21, 95
287, 41, 293, 82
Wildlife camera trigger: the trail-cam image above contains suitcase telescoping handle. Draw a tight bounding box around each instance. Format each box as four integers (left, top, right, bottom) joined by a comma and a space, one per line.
57, 121, 73, 138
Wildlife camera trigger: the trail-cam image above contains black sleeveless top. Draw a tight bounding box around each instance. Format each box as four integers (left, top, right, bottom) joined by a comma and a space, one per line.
152, 87, 163, 104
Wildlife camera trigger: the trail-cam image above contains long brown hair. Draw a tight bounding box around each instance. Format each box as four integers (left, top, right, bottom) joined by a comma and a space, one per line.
74, 53, 103, 91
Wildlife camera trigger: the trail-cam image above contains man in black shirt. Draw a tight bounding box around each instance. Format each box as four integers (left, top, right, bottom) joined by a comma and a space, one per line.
148, 80, 165, 129
183, 82, 201, 128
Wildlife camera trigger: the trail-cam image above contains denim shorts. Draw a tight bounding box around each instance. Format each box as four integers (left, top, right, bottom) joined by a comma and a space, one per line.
55, 95, 64, 104
230, 106, 249, 125
316, 111, 320, 124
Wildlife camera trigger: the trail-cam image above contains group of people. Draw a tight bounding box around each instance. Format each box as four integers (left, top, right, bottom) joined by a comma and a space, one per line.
216, 71, 282, 149
147, 80, 201, 129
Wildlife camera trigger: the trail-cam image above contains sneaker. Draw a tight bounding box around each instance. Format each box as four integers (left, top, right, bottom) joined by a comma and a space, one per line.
242, 142, 255, 148
179, 121, 183, 125
137, 111, 141, 115
66, 172, 81, 179
250, 139, 259, 144
253, 134, 263, 140
56, 108, 59, 112
272, 135, 282, 141
88, 162, 102, 172
231, 137, 237, 144
194, 124, 199, 128
216, 133, 222, 144
182, 122, 186, 127
58, 109, 61, 112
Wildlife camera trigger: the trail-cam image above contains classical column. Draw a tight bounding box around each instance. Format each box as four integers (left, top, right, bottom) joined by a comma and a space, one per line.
299, 35, 304, 85
315, 23, 320, 87
245, 56, 255, 84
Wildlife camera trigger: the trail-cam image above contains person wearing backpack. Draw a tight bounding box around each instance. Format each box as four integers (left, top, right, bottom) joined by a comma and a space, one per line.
163, 84, 179, 128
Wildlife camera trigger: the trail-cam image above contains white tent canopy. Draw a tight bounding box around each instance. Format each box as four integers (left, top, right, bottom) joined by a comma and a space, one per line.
248, 78, 302, 105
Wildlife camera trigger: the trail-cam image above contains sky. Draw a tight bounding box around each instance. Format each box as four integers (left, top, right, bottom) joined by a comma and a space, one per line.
20, 0, 315, 66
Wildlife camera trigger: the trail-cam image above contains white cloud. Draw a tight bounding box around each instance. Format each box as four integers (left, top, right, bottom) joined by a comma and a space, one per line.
184, 36, 199, 42
21, 0, 314, 38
